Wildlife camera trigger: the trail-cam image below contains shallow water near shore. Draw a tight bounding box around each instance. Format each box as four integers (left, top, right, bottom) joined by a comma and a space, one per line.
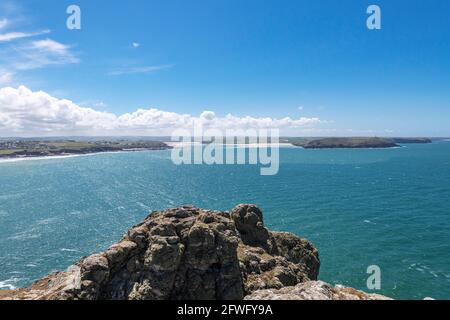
0, 142, 450, 299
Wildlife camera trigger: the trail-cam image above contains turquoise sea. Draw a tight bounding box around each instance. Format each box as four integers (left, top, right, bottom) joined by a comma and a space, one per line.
1, 142, 450, 299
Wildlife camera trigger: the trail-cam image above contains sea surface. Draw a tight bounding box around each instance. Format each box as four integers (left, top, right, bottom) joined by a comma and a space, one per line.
1, 142, 450, 299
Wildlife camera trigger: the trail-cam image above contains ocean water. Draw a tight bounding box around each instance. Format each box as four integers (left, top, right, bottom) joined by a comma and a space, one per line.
0, 142, 450, 299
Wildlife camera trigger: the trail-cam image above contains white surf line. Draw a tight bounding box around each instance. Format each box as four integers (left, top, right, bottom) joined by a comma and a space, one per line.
167, 142, 296, 148
0, 149, 169, 165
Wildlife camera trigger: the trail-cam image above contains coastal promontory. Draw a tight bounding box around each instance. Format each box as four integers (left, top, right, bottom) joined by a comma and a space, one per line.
286, 137, 433, 149
300, 137, 399, 149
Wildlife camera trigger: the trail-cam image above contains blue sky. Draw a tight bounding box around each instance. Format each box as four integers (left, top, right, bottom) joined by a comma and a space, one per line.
1, 0, 450, 136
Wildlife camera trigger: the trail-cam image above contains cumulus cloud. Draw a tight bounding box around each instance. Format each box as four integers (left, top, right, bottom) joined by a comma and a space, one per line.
0, 86, 116, 136
0, 86, 324, 136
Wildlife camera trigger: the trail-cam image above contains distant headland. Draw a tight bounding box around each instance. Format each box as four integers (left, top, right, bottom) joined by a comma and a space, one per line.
0, 139, 172, 159
284, 137, 432, 149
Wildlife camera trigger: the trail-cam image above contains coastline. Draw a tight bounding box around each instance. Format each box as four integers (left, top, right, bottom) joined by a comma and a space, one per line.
0, 148, 171, 164
0, 143, 408, 164
1, 138, 433, 162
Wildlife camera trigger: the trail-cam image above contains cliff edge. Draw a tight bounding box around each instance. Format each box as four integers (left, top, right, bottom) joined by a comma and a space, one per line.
0, 204, 389, 300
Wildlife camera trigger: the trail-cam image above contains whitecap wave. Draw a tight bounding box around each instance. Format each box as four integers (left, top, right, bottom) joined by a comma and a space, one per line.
408, 262, 450, 281
0, 151, 125, 164
0, 154, 82, 164
0, 278, 20, 290
60, 248, 80, 253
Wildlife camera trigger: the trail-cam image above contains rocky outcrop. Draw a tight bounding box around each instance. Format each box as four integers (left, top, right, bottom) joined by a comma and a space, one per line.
1, 204, 388, 300
232, 205, 320, 293
1, 204, 320, 300
245, 281, 392, 300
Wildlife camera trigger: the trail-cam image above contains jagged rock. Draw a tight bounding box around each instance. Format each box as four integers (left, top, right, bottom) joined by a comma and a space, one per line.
231, 204, 270, 246
231, 204, 320, 293
0, 204, 383, 300
244, 281, 392, 300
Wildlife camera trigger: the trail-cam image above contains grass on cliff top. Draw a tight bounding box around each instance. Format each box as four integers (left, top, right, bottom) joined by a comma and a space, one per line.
0, 149, 23, 155
46, 141, 94, 148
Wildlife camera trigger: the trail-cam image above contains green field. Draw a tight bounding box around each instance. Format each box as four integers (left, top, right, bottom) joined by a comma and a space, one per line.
0, 149, 24, 155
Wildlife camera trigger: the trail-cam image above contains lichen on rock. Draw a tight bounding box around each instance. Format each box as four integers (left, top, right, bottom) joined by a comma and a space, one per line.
244, 281, 392, 300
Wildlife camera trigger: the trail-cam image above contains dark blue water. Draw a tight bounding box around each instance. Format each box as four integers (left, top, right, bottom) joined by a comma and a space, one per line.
1, 142, 449, 299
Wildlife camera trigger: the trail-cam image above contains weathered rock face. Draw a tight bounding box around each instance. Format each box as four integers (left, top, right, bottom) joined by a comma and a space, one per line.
233, 204, 320, 293
1, 204, 321, 300
245, 281, 392, 300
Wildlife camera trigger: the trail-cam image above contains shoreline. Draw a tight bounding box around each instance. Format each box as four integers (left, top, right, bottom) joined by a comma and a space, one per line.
0, 148, 171, 164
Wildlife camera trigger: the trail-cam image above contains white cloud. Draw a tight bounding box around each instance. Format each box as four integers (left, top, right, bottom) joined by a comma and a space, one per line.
0, 29, 50, 42
0, 14, 77, 72
109, 64, 173, 76
10, 38, 79, 70
132, 42, 140, 48
77, 100, 108, 109
0, 86, 116, 135
0, 72, 13, 85
0, 10, 79, 87
0, 19, 8, 29
31, 39, 70, 54
0, 86, 324, 136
